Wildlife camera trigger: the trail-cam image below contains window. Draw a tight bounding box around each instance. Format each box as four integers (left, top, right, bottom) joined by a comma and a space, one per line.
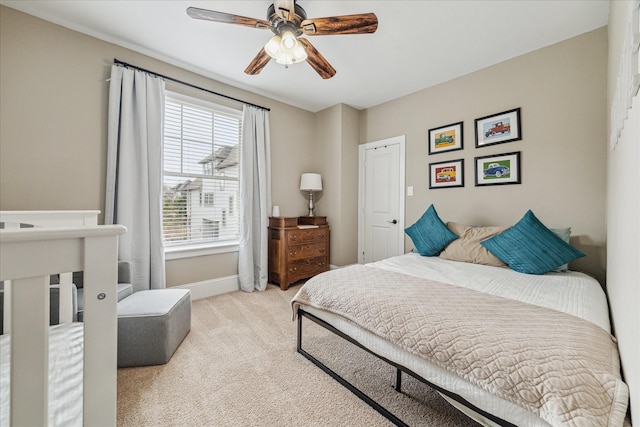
202, 219, 219, 239
163, 92, 242, 251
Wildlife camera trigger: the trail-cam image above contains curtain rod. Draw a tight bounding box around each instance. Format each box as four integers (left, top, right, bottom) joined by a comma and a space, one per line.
113, 59, 270, 111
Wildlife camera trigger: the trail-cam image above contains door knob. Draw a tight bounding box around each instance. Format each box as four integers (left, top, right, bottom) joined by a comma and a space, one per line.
388, 219, 398, 224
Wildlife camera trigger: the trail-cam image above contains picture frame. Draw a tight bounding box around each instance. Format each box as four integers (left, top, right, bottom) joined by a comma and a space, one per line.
474, 151, 521, 186
429, 158, 464, 189
428, 121, 463, 154
474, 108, 521, 148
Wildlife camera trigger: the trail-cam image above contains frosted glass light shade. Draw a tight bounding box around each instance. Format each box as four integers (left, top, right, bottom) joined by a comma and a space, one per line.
300, 173, 322, 191
264, 32, 308, 65
264, 35, 282, 57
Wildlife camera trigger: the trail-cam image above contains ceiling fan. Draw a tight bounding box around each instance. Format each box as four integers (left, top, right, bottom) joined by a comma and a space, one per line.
186, 1, 378, 79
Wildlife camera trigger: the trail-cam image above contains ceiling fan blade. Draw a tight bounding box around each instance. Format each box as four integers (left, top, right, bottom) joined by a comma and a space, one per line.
244, 48, 271, 75
274, 0, 295, 21
187, 7, 272, 29
300, 13, 378, 35
299, 38, 336, 79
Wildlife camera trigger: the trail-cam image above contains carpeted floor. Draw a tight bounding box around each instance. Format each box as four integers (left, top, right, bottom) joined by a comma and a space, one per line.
117, 283, 480, 426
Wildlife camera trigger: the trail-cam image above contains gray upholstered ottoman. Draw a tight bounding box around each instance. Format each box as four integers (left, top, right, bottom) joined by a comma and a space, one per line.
117, 288, 191, 368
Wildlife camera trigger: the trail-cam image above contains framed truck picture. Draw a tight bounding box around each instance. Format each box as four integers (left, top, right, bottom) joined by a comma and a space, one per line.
429, 158, 464, 189
428, 121, 463, 154
475, 108, 521, 148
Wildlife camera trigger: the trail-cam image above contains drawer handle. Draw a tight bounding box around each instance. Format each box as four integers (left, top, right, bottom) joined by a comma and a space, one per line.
318, 233, 325, 238
290, 251, 297, 257
318, 248, 325, 253
289, 267, 298, 273
289, 235, 297, 241
318, 262, 325, 267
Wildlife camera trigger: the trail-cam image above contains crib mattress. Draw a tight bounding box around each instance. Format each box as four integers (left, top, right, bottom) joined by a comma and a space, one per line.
0, 323, 84, 427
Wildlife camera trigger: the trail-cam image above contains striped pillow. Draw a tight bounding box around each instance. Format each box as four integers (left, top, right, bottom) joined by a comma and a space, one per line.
480, 210, 585, 275
405, 204, 458, 256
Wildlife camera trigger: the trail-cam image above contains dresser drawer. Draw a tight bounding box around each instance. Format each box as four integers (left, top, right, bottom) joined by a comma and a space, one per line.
286, 228, 328, 244
288, 257, 328, 282
287, 243, 327, 261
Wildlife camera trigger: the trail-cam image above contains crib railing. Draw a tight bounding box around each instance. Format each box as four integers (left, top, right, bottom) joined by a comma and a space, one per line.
0, 224, 125, 426
0, 210, 99, 331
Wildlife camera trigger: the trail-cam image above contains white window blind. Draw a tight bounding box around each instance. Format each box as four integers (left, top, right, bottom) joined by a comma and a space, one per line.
163, 92, 242, 248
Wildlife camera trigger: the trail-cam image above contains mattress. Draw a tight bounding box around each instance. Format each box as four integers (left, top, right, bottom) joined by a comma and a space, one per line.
0, 323, 84, 427
370, 252, 611, 332
294, 253, 617, 427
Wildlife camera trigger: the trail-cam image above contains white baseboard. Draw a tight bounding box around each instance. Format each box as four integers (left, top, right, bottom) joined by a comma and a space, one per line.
330, 263, 355, 269
176, 267, 352, 299
174, 275, 239, 300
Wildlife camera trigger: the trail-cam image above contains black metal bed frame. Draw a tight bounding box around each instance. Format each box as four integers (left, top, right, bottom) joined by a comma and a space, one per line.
296, 308, 516, 427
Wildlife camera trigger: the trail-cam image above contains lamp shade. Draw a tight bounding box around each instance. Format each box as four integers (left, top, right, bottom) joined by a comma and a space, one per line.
300, 173, 322, 191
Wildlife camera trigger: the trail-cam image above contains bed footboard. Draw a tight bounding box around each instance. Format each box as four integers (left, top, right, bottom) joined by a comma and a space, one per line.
296, 307, 515, 427
0, 224, 125, 426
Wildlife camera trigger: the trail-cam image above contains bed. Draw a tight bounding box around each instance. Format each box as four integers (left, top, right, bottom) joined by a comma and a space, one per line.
292, 208, 630, 427
0, 210, 125, 426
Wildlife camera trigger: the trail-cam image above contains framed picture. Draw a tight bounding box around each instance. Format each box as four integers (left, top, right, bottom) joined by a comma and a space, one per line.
474, 151, 521, 186
428, 121, 463, 154
475, 108, 521, 148
429, 158, 464, 189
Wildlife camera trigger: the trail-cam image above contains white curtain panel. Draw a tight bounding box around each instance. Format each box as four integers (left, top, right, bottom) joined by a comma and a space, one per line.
105, 65, 166, 291
239, 105, 272, 292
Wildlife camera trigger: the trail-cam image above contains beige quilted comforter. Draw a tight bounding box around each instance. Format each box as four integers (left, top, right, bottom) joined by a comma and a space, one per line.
291, 265, 629, 427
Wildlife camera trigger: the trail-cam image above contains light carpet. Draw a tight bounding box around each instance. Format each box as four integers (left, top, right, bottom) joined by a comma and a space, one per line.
117, 284, 480, 426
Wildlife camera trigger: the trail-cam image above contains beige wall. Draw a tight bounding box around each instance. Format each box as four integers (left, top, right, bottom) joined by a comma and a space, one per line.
606, 1, 639, 422
312, 104, 360, 266
360, 27, 608, 284
337, 105, 360, 265
0, 6, 316, 287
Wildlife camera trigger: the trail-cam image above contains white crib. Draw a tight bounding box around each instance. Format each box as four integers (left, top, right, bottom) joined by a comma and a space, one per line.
0, 211, 125, 426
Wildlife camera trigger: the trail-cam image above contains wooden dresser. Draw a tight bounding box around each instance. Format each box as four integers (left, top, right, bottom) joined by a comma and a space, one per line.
268, 216, 330, 290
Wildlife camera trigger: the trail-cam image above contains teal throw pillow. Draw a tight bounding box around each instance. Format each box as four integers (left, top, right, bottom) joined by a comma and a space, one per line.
550, 227, 571, 272
481, 210, 585, 275
405, 205, 458, 256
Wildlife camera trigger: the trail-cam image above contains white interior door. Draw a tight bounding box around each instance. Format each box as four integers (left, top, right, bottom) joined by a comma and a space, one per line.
358, 136, 405, 264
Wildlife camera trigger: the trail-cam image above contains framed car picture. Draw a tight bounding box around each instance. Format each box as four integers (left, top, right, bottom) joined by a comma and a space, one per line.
428, 121, 463, 155
474, 152, 521, 186
429, 158, 464, 189
475, 108, 521, 148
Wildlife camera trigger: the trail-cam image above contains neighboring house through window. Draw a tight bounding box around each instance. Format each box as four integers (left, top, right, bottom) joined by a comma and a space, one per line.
163, 91, 241, 257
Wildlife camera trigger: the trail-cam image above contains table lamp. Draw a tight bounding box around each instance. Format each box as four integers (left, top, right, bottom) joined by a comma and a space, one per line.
300, 173, 322, 217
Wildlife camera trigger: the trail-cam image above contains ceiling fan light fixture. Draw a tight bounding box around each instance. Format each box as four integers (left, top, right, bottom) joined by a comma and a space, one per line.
187, 2, 377, 78
264, 31, 307, 66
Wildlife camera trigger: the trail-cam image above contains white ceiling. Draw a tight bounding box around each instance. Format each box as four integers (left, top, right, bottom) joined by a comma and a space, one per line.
2, 1, 609, 113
